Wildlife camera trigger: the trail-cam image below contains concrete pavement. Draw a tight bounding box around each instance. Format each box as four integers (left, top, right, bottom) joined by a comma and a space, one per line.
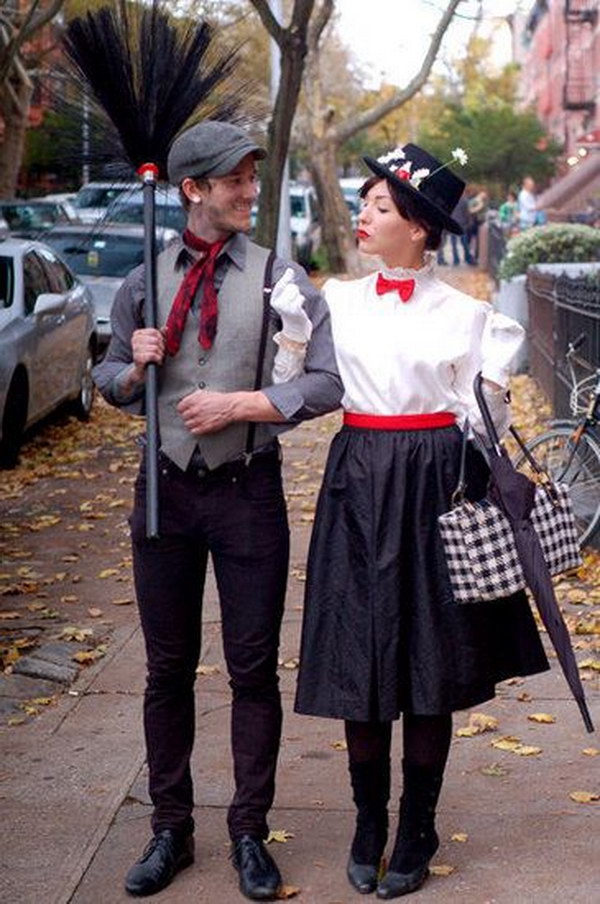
1, 410, 598, 904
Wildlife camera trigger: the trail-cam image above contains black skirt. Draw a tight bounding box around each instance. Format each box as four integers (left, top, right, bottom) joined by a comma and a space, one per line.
294, 424, 549, 720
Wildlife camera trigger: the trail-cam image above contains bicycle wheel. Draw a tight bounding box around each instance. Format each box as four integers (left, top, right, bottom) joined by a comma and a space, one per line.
514, 425, 600, 547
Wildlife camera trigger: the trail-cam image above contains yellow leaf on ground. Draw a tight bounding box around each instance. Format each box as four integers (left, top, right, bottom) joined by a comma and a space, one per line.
60, 595, 79, 604
280, 658, 299, 670
582, 748, 599, 756
578, 658, 600, 671
491, 735, 521, 751
480, 762, 510, 777
455, 712, 499, 737
566, 589, 588, 604
111, 598, 134, 606
450, 833, 468, 843
98, 568, 119, 578
330, 739, 348, 751
514, 745, 542, 756
527, 713, 556, 724
266, 830, 295, 844
88, 608, 103, 618
429, 864, 455, 877
0, 611, 20, 620
517, 692, 533, 702
276, 885, 301, 900
8, 715, 27, 726
569, 790, 599, 803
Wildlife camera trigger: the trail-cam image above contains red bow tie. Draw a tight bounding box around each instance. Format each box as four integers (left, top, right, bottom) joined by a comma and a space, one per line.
376, 273, 415, 302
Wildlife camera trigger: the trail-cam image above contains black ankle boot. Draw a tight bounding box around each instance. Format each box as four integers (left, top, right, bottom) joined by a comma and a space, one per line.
347, 758, 391, 894
376, 762, 444, 900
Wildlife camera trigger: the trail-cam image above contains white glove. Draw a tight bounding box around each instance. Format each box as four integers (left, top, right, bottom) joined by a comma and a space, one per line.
270, 267, 313, 343
272, 335, 307, 384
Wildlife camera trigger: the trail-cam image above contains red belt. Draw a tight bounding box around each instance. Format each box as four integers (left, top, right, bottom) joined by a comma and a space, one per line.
343, 411, 456, 430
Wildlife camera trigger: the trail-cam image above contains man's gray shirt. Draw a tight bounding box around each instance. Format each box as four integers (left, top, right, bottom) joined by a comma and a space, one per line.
93, 232, 343, 428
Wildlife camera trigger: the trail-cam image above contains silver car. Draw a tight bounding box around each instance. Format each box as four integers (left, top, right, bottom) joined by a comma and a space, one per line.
43, 223, 178, 349
0, 236, 98, 468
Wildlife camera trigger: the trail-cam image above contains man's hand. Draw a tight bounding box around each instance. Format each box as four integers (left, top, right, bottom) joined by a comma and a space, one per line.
177, 389, 236, 435
177, 389, 285, 435
131, 327, 166, 380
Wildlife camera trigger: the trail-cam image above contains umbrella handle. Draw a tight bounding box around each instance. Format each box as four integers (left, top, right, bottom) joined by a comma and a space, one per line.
473, 372, 503, 456
140, 165, 160, 540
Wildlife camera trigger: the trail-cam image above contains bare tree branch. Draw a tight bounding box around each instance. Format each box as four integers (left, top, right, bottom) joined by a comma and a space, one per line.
248, 0, 285, 45
334, 0, 462, 145
308, 0, 334, 51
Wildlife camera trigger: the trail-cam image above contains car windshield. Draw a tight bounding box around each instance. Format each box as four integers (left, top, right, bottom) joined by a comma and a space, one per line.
46, 233, 145, 277
1, 203, 65, 230
109, 202, 186, 231
0, 255, 15, 308
73, 187, 129, 209
290, 196, 308, 219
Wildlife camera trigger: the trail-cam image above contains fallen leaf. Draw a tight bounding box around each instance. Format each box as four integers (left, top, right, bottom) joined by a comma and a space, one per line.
98, 568, 119, 578
450, 833, 468, 843
330, 739, 347, 751
456, 712, 498, 737
569, 790, 599, 804
276, 885, 301, 900
280, 658, 299, 670
111, 597, 134, 606
88, 607, 103, 618
514, 745, 542, 756
527, 713, 556, 724
8, 715, 27, 726
480, 762, 509, 777
517, 692, 532, 702
429, 864, 455, 877
582, 748, 599, 757
0, 611, 21, 620
73, 645, 106, 664
266, 829, 295, 844
578, 658, 600, 671
59, 626, 94, 642
60, 595, 79, 604
491, 735, 521, 751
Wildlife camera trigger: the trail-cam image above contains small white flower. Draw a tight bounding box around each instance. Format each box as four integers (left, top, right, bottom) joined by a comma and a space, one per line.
452, 147, 468, 166
411, 168, 430, 186
377, 146, 406, 166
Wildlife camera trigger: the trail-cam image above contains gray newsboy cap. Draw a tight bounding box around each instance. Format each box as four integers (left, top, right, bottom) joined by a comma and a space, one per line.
167, 120, 266, 185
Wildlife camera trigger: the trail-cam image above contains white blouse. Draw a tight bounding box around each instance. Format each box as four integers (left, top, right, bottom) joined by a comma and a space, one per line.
324, 259, 524, 438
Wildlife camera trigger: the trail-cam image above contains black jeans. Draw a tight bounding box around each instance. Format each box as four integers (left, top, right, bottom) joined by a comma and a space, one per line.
130, 449, 289, 840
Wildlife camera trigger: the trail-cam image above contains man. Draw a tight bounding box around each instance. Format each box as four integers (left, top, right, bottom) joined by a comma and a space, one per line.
94, 120, 342, 900
518, 176, 538, 230
449, 193, 475, 265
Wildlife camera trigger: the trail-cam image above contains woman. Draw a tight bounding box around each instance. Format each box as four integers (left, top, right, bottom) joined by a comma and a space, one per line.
294, 144, 549, 899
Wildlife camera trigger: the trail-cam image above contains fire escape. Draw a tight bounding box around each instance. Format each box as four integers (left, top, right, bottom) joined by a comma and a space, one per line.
563, 0, 598, 111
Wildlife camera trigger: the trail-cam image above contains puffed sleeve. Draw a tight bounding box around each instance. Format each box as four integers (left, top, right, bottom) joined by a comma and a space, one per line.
453, 305, 524, 439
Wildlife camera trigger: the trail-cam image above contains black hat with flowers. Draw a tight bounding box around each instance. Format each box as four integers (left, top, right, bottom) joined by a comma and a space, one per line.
363, 143, 468, 234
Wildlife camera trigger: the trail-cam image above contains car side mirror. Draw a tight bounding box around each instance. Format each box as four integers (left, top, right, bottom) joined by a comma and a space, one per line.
34, 292, 67, 316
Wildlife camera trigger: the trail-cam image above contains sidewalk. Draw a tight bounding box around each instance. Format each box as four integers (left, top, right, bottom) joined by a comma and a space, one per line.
2, 410, 598, 904
1, 268, 598, 903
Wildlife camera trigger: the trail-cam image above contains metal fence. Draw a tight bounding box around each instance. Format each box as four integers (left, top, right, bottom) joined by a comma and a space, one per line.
527, 268, 600, 417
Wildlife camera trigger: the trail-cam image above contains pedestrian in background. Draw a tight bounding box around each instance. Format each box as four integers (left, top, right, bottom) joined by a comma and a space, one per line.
449, 192, 475, 265
498, 189, 519, 234
294, 143, 549, 900
518, 176, 538, 229
94, 120, 343, 901
467, 188, 488, 262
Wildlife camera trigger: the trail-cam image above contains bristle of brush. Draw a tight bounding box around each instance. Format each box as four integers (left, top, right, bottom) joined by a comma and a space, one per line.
62, 1, 243, 178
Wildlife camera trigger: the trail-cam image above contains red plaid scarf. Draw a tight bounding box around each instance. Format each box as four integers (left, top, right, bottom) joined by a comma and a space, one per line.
164, 229, 225, 355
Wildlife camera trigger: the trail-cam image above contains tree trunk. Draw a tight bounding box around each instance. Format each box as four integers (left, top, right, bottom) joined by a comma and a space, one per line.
309, 139, 360, 275
254, 15, 311, 249
0, 81, 32, 196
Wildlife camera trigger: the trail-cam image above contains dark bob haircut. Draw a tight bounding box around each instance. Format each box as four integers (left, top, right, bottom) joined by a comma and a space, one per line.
359, 175, 444, 251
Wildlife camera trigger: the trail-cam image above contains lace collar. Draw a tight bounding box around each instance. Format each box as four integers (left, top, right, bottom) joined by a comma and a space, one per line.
378, 250, 436, 281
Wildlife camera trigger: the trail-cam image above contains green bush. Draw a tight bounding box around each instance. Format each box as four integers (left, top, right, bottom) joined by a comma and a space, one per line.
497, 223, 600, 280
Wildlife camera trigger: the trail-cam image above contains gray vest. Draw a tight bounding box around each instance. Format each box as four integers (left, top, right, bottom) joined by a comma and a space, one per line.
156, 240, 276, 470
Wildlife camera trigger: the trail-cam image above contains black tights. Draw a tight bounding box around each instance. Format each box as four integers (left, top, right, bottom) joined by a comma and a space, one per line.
345, 714, 452, 772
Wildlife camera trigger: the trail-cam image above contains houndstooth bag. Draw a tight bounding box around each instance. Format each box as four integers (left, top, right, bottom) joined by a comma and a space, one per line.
438, 481, 582, 602
438, 375, 582, 604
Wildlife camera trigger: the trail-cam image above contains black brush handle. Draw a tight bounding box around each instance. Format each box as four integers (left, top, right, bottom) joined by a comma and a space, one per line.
142, 172, 160, 540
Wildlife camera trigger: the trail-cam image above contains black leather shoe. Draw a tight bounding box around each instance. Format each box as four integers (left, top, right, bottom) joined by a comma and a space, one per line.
125, 829, 194, 896
231, 835, 282, 901
347, 854, 380, 894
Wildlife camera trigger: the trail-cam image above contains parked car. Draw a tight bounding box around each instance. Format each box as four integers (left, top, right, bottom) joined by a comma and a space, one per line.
72, 181, 135, 223
32, 192, 79, 223
289, 183, 321, 269
0, 198, 79, 237
43, 223, 178, 349
339, 177, 363, 229
105, 185, 186, 232
0, 236, 98, 468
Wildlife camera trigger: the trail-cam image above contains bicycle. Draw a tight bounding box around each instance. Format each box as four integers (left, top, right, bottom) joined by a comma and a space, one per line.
512, 333, 600, 547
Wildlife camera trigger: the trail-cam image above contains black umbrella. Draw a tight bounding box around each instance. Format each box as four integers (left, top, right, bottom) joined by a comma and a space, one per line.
474, 373, 594, 733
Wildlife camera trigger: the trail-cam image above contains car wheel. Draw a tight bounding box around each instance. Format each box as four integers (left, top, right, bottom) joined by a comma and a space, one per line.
0, 370, 28, 469
71, 344, 96, 421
